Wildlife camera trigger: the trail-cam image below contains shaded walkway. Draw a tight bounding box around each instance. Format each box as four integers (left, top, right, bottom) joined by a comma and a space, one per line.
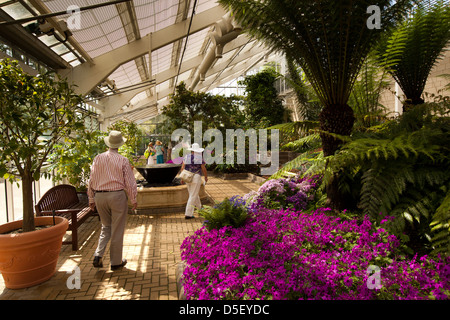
0, 176, 262, 300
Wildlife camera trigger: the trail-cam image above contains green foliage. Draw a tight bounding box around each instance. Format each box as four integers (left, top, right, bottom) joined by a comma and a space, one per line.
430, 190, 450, 255
198, 198, 248, 231
329, 103, 450, 255
220, 0, 414, 209
220, 0, 412, 107
238, 68, 288, 128
269, 102, 450, 256
162, 82, 245, 134
108, 120, 143, 166
270, 145, 326, 181
0, 58, 85, 231
348, 54, 391, 130
48, 129, 107, 191
49, 121, 142, 191
285, 57, 322, 121
375, 0, 450, 107
268, 121, 320, 152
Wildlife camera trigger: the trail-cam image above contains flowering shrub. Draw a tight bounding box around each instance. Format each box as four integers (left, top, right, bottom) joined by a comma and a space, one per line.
244, 175, 322, 212
181, 206, 450, 300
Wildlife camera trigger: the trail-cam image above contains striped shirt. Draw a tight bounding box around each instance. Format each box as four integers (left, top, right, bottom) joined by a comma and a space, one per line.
87, 149, 137, 205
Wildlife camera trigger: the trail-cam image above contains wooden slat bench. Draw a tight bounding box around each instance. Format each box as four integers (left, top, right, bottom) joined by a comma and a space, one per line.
35, 184, 98, 251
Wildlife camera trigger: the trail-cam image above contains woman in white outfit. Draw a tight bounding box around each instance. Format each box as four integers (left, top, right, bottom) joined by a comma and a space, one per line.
145, 142, 155, 165
180, 143, 208, 219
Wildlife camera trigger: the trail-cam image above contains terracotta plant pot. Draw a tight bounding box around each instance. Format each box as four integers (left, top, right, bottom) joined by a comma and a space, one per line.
0, 216, 69, 289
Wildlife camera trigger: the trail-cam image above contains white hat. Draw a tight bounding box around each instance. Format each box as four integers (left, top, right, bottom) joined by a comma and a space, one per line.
187, 143, 204, 153
104, 130, 127, 148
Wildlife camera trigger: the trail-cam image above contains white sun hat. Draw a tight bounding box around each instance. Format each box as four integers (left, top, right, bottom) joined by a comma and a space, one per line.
187, 143, 204, 152
104, 130, 127, 148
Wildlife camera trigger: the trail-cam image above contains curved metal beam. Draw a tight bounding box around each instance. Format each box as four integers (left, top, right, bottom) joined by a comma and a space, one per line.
58, 5, 227, 96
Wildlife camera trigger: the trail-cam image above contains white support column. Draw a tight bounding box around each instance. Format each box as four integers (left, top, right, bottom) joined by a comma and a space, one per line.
394, 81, 403, 116
5, 179, 14, 222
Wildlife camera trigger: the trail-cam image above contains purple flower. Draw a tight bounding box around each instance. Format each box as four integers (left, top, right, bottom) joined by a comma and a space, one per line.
180, 176, 449, 300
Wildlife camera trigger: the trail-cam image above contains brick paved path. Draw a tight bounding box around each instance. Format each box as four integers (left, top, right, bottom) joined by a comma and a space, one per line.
0, 176, 261, 300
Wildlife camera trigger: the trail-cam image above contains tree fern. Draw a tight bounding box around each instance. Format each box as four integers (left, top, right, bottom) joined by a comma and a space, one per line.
375, 0, 450, 108
327, 102, 450, 255
219, 0, 415, 209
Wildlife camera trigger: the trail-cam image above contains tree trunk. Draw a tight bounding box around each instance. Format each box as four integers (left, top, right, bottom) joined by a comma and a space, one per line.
22, 172, 35, 232
319, 103, 355, 211
403, 97, 424, 113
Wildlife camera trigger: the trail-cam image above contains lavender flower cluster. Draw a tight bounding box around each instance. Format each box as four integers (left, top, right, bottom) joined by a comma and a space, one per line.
180, 176, 450, 300
242, 175, 321, 212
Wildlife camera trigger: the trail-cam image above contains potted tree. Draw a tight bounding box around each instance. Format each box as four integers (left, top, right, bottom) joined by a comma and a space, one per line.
0, 58, 85, 289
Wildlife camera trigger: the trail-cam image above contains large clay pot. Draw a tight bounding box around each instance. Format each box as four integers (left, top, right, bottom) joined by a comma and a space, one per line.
0, 216, 68, 289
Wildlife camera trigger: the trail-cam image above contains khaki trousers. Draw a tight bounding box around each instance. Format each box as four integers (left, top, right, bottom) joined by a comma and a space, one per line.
94, 190, 128, 266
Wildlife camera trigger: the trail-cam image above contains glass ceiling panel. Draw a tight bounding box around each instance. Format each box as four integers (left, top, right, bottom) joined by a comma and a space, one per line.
2, 2, 34, 20
130, 90, 150, 105
0, 0, 265, 122
156, 79, 170, 92
51, 43, 70, 55
176, 69, 192, 83
180, 28, 210, 63
109, 60, 142, 90
61, 51, 78, 62
196, 0, 218, 14
151, 43, 173, 75
42, 0, 127, 58
38, 34, 60, 46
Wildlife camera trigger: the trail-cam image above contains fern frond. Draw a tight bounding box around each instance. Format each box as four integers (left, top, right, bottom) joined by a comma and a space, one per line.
430, 189, 450, 230
268, 121, 319, 135
269, 150, 327, 180
430, 189, 450, 256
281, 133, 322, 152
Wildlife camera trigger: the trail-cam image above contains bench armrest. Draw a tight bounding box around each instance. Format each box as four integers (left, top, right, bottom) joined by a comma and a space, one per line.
38, 208, 84, 215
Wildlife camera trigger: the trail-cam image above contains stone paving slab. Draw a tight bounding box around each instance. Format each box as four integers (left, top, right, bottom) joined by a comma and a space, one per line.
0, 176, 262, 300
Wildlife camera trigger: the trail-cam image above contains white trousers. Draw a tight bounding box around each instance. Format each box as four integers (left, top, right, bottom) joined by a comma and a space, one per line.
185, 173, 203, 217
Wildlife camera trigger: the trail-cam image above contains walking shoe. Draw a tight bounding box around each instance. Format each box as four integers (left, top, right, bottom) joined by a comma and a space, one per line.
111, 259, 127, 271
93, 256, 103, 268
185, 216, 194, 219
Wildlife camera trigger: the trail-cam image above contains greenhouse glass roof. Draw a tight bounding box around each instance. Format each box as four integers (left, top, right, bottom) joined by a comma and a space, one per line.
0, 0, 271, 124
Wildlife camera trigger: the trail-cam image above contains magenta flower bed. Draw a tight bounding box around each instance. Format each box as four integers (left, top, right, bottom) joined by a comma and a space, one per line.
181, 206, 450, 300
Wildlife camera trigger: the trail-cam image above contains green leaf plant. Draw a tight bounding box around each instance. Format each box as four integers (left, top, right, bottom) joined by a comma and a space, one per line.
328, 103, 450, 255
271, 101, 450, 256
219, 0, 415, 210
0, 58, 85, 232
48, 129, 107, 191
375, 0, 450, 111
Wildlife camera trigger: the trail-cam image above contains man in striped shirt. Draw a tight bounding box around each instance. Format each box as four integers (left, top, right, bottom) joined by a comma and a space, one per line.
88, 130, 137, 271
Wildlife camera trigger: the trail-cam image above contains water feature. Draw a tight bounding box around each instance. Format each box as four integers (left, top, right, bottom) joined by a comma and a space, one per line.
132, 163, 209, 213
135, 163, 182, 187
